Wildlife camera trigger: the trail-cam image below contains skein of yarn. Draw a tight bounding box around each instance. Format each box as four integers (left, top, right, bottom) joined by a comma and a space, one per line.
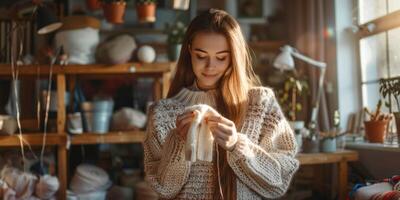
70, 164, 111, 194
35, 175, 59, 199
0, 166, 37, 199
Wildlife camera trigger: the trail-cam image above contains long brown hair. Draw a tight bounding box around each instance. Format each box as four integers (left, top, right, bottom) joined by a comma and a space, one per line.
167, 9, 261, 125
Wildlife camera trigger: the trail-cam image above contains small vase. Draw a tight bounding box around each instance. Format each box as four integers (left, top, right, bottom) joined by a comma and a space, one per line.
167, 43, 182, 61
321, 138, 336, 153
289, 121, 305, 152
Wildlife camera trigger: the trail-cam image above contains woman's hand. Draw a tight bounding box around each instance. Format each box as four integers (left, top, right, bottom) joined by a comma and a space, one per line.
207, 115, 238, 151
175, 110, 197, 140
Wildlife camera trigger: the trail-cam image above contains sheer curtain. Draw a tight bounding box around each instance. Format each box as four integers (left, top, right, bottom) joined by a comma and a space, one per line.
285, 0, 335, 131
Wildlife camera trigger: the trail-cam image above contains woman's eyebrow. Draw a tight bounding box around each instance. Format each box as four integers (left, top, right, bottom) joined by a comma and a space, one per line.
193, 48, 230, 54
193, 48, 207, 53
216, 50, 230, 54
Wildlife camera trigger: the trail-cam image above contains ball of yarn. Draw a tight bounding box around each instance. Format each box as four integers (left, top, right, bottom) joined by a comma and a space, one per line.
96, 34, 137, 64
394, 182, 400, 191
0, 166, 37, 199
137, 45, 156, 63
70, 164, 110, 194
111, 108, 147, 131
35, 175, 59, 199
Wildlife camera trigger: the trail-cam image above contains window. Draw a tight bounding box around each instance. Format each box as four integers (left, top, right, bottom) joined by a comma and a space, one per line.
358, 0, 400, 110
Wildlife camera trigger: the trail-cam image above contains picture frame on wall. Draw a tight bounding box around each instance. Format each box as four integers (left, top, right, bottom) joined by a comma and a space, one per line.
226, 0, 266, 24
237, 0, 265, 23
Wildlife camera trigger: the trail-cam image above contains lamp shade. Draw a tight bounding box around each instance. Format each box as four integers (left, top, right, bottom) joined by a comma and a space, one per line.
36, 6, 62, 35
273, 45, 295, 71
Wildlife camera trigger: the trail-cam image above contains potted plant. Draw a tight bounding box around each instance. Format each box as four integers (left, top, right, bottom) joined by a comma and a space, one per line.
277, 71, 308, 130
86, 0, 101, 11
277, 71, 309, 151
364, 100, 391, 143
165, 20, 186, 61
379, 77, 400, 143
136, 0, 157, 23
101, 0, 127, 24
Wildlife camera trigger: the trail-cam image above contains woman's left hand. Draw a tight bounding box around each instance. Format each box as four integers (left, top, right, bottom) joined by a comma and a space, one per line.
206, 115, 238, 151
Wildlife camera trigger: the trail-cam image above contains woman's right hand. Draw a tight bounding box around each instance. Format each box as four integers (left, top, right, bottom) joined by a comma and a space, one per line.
175, 110, 197, 140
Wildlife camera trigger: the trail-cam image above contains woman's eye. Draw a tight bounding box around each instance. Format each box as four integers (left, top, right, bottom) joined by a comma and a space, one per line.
196, 55, 206, 60
217, 57, 226, 61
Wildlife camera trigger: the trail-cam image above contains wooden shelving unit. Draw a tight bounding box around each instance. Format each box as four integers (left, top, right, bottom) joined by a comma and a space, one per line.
70, 131, 145, 145
0, 133, 65, 146
0, 62, 174, 199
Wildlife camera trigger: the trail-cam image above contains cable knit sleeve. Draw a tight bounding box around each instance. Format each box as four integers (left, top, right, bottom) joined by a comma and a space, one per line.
143, 103, 191, 199
227, 88, 299, 199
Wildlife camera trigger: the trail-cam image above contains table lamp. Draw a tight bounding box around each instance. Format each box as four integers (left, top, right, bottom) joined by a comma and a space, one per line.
35, 5, 62, 35
273, 45, 327, 129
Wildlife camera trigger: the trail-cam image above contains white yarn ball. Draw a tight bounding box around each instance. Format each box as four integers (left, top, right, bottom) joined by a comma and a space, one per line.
137, 45, 156, 63
35, 175, 59, 199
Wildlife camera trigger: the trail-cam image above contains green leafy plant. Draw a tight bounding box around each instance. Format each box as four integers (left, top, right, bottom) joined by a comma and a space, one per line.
277, 72, 309, 121
379, 77, 400, 114
165, 20, 186, 45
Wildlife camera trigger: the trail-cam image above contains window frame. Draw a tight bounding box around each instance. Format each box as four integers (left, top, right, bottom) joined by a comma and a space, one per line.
357, 1, 400, 109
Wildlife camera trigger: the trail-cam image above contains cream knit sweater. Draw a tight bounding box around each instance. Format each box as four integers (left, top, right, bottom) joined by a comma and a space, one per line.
143, 87, 299, 199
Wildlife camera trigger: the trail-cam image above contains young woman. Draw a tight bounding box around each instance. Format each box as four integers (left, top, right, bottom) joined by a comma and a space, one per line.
143, 9, 299, 199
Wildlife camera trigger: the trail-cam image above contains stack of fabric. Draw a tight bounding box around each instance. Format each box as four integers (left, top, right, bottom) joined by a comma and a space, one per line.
0, 165, 59, 200
69, 164, 112, 200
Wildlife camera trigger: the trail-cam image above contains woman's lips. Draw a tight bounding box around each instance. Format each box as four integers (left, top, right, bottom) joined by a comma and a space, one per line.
202, 73, 217, 77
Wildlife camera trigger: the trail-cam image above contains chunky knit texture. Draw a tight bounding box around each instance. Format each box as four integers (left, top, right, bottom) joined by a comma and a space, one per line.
143, 87, 299, 199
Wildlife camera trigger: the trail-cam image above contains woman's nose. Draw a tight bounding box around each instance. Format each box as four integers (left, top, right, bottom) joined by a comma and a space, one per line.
205, 58, 217, 69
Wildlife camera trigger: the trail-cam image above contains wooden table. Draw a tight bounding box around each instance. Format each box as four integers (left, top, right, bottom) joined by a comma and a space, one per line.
296, 150, 359, 200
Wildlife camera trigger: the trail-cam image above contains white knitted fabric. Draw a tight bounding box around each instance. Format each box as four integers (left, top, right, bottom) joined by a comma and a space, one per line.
143, 87, 299, 199
184, 104, 218, 162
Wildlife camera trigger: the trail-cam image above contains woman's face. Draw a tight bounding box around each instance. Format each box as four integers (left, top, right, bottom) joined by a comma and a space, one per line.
190, 32, 231, 90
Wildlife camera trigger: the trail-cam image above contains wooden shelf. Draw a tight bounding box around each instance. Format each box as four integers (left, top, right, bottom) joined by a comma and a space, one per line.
100, 27, 165, 35
70, 131, 145, 145
0, 133, 65, 146
0, 131, 146, 147
0, 62, 171, 198
0, 62, 175, 76
297, 150, 359, 165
